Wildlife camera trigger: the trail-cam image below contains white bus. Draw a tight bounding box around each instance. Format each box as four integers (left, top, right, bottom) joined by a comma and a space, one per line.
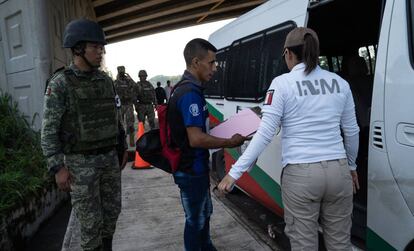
206, 0, 414, 250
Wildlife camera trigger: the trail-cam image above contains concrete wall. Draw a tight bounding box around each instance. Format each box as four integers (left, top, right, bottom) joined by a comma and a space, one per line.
0, 24, 8, 94
0, 0, 96, 130
0, 184, 68, 251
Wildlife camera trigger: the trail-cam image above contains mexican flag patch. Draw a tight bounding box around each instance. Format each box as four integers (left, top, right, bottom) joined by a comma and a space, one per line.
264, 89, 274, 105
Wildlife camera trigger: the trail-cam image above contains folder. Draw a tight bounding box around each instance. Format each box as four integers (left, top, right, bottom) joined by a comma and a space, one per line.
210, 108, 261, 138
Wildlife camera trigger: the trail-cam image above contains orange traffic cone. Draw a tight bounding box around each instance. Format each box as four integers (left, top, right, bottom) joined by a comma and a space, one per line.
132, 122, 151, 169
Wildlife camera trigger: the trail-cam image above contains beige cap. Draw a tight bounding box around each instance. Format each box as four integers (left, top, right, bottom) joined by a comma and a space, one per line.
284, 27, 319, 48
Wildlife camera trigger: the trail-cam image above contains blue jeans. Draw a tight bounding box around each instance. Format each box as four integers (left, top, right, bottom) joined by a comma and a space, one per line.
173, 171, 216, 251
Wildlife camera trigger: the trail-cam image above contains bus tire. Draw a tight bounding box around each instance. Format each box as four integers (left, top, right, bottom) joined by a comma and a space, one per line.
404, 239, 414, 251
213, 149, 226, 181
212, 149, 239, 194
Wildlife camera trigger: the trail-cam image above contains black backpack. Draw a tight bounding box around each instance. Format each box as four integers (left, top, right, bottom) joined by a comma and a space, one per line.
136, 80, 202, 173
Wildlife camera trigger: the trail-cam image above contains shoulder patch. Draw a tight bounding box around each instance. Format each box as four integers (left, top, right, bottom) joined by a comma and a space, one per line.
45, 86, 52, 96
189, 103, 200, 116
264, 89, 274, 105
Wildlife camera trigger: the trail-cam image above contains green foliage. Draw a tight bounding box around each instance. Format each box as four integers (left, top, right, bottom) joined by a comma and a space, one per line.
0, 91, 50, 217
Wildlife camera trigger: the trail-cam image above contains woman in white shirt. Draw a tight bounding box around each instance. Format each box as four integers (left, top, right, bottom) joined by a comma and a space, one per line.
218, 27, 360, 251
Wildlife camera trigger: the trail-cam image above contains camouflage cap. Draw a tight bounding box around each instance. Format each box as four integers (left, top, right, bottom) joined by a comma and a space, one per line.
138, 70, 147, 77
284, 27, 319, 49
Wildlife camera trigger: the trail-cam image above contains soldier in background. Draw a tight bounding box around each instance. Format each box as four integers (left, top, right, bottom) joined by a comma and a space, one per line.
135, 70, 156, 129
115, 66, 136, 146
41, 19, 126, 251
155, 81, 167, 104
164, 80, 173, 101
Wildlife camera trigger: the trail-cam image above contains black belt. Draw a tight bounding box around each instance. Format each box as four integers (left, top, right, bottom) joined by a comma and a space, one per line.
137, 102, 152, 105
74, 146, 115, 155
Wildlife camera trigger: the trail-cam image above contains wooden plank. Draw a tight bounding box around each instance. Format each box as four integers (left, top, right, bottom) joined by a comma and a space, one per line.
106, 15, 234, 43
101, 0, 223, 31
106, 0, 264, 39
197, 0, 225, 23
96, 0, 172, 22
92, 0, 114, 8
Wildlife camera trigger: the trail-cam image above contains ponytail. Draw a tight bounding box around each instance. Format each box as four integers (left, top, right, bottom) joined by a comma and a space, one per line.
286, 34, 319, 75
302, 34, 319, 75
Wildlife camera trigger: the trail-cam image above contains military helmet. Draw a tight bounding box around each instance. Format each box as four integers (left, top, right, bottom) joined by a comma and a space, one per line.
63, 18, 107, 48
138, 70, 147, 77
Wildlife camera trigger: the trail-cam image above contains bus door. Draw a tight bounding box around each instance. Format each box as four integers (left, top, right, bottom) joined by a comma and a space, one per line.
368, 0, 414, 249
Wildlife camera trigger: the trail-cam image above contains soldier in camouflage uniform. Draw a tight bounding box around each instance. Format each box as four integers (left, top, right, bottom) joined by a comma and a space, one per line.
115, 66, 136, 146
135, 70, 156, 129
41, 19, 126, 251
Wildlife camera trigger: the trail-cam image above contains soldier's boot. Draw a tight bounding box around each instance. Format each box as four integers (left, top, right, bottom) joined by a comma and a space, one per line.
102, 237, 113, 251
129, 134, 135, 147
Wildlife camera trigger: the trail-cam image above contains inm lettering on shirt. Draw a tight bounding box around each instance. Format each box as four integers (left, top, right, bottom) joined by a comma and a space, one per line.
296, 78, 340, 96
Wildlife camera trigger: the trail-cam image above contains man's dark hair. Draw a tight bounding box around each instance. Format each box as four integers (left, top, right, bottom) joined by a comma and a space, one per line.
183, 38, 217, 66
157, 81, 161, 86
71, 41, 87, 56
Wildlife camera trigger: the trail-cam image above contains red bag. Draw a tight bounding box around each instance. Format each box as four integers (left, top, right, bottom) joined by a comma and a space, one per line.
136, 80, 192, 173
157, 104, 182, 173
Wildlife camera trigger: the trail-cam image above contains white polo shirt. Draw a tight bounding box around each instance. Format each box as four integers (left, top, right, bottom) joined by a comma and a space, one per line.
229, 63, 359, 180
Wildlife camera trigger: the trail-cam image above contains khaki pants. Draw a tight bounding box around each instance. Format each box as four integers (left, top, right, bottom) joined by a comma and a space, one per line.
281, 159, 353, 251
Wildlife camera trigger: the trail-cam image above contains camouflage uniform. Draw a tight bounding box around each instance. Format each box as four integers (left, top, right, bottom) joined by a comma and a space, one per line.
114, 76, 136, 134
135, 80, 156, 129
41, 63, 122, 251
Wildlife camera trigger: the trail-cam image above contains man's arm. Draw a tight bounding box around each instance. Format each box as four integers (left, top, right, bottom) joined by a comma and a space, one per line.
41, 78, 66, 173
149, 83, 157, 105
186, 127, 247, 149
41, 77, 72, 191
117, 119, 128, 170
177, 87, 248, 149
134, 83, 141, 113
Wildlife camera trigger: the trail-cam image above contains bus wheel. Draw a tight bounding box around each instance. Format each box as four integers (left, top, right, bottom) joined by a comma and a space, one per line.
213, 149, 226, 181
405, 239, 414, 251
213, 149, 239, 194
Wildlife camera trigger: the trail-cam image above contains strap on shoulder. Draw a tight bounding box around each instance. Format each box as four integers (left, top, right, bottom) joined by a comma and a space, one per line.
170, 79, 202, 100
63, 69, 82, 87
44, 67, 67, 92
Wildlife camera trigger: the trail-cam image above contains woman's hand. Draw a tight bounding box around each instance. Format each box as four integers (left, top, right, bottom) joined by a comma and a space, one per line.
350, 170, 360, 194
218, 174, 236, 193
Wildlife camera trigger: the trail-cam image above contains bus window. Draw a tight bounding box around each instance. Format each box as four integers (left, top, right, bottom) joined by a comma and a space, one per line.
332, 56, 342, 73
225, 34, 264, 101
205, 47, 228, 98
409, 0, 414, 67
319, 56, 329, 70
225, 22, 293, 102
358, 46, 376, 75
261, 24, 292, 94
